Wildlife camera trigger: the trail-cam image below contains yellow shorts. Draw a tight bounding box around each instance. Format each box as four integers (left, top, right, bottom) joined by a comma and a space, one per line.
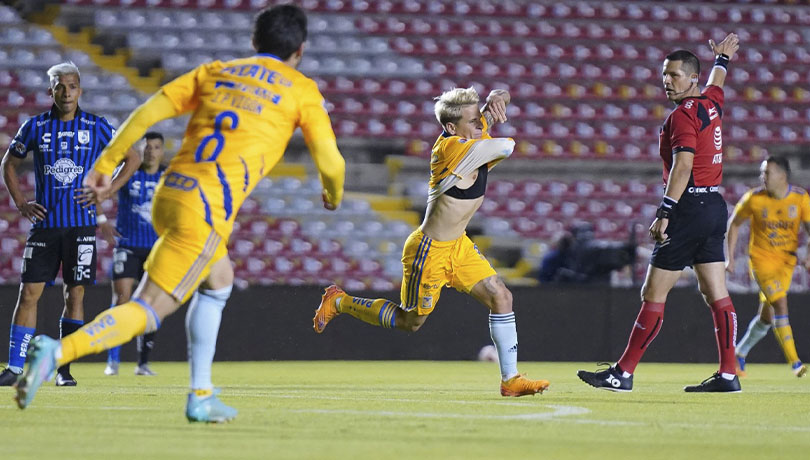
399, 229, 497, 316
144, 194, 228, 303
750, 259, 795, 304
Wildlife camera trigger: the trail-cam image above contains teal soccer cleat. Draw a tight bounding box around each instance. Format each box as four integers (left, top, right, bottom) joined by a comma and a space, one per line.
185, 389, 238, 423
14, 335, 60, 409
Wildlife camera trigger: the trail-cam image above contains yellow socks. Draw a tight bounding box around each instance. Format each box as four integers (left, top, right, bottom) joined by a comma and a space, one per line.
59, 300, 159, 366
773, 315, 801, 366
338, 295, 398, 328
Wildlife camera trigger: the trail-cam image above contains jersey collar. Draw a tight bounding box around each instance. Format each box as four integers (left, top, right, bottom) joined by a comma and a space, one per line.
48, 104, 83, 120
256, 53, 282, 61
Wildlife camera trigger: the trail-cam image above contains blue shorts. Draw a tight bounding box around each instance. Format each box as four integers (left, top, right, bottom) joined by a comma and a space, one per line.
650, 191, 727, 271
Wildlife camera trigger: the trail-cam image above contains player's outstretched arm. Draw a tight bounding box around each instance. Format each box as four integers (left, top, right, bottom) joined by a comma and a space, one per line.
89, 92, 180, 192
77, 147, 141, 207
108, 148, 142, 196
706, 33, 740, 88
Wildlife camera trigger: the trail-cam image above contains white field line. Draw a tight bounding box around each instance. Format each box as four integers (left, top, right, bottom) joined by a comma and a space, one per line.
288, 404, 592, 421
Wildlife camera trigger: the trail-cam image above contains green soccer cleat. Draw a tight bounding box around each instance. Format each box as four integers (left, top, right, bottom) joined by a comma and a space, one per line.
14, 335, 60, 409
185, 389, 238, 423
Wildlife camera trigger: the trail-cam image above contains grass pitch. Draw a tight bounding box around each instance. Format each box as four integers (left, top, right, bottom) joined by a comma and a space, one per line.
1, 361, 808, 460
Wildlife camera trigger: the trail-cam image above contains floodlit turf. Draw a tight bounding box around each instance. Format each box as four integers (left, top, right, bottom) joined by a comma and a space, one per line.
1, 361, 809, 460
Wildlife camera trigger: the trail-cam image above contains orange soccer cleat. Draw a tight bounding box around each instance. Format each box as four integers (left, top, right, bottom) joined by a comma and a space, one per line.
313, 285, 345, 333
500, 374, 550, 397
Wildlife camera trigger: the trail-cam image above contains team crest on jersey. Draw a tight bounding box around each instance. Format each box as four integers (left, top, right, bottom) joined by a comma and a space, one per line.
78, 130, 90, 144
44, 157, 84, 184
713, 127, 722, 151
761, 208, 768, 219
789, 205, 797, 219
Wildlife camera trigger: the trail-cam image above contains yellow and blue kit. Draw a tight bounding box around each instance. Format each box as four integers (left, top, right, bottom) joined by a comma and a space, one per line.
734, 186, 810, 303
401, 118, 513, 314
93, 53, 345, 302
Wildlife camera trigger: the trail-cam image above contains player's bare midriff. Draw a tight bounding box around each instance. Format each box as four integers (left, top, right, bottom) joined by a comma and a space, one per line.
420, 169, 484, 241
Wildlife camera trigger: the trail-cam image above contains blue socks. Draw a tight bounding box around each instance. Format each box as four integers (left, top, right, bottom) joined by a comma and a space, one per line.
185, 285, 232, 391
8, 325, 35, 374
489, 312, 519, 381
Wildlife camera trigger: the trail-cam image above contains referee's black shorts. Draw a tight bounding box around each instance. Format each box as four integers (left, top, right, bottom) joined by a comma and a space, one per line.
650, 189, 728, 271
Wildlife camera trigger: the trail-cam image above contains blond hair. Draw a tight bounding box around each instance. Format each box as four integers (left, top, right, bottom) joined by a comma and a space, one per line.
434, 87, 479, 126
46, 61, 81, 88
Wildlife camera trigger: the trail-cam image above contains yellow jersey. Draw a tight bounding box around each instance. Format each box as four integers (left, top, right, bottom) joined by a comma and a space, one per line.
734, 186, 810, 265
158, 54, 338, 236
429, 116, 493, 189
94, 53, 343, 239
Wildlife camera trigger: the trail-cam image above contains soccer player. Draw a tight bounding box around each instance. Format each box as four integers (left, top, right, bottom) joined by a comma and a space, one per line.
728, 156, 810, 378
98, 132, 167, 377
14, 5, 345, 423
578, 34, 743, 392
0, 62, 138, 387
312, 86, 550, 397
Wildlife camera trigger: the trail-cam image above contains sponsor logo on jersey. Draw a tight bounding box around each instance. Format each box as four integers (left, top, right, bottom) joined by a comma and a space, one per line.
713, 126, 722, 151
44, 157, 84, 184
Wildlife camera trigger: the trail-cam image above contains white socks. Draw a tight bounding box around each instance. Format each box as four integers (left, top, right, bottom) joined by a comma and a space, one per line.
186, 285, 232, 391
489, 312, 519, 381
736, 315, 771, 357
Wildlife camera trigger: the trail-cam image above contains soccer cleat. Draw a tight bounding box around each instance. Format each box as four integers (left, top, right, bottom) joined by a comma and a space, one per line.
735, 355, 747, 377
500, 374, 550, 397
577, 365, 633, 392
792, 362, 807, 378
14, 335, 59, 409
0, 368, 21, 386
135, 363, 157, 376
55, 370, 77, 387
683, 372, 741, 393
186, 389, 238, 423
104, 360, 119, 376
312, 285, 344, 333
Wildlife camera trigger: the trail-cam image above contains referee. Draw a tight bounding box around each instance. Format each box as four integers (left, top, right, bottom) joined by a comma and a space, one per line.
0, 62, 138, 386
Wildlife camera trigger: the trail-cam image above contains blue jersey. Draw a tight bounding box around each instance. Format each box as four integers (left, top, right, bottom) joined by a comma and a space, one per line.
7, 106, 115, 228
116, 166, 164, 249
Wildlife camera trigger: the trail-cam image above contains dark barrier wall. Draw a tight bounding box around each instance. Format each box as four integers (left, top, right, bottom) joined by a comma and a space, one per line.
0, 284, 803, 364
